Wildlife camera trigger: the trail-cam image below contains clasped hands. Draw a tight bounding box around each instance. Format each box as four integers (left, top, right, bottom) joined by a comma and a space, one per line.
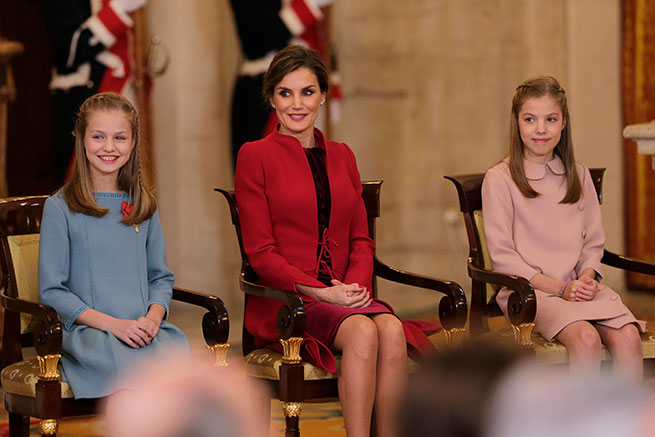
110, 315, 161, 349
301, 279, 372, 308
562, 277, 601, 302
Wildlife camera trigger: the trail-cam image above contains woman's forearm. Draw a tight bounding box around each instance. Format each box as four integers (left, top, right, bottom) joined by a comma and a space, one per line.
529, 273, 566, 295
295, 284, 325, 301
578, 268, 598, 281
75, 308, 116, 330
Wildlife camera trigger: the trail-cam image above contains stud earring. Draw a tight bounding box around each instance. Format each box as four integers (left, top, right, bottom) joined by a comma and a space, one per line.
320, 100, 325, 106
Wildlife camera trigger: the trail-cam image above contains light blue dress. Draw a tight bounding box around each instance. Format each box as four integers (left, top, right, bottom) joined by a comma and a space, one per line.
38, 192, 189, 399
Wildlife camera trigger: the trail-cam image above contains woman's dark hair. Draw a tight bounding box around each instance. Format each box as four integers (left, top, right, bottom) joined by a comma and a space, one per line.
262, 45, 329, 102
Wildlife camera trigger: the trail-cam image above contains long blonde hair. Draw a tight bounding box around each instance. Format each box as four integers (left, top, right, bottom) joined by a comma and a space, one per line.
63, 92, 156, 225
509, 76, 582, 204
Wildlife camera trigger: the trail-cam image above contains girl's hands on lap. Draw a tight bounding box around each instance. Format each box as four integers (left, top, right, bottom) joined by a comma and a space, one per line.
137, 316, 160, 340
139, 304, 165, 339
563, 278, 599, 302
109, 318, 153, 348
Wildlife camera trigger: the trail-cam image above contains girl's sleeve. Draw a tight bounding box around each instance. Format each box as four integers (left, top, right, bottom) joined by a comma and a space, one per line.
342, 145, 375, 291
575, 167, 605, 279
145, 210, 175, 319
38, 197, 91, 330
482, 169, 541, 281
42, 0, 134, 73
235, 144, 326, 292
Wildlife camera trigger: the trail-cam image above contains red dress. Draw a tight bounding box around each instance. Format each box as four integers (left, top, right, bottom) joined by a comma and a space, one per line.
235, 128, 439, 373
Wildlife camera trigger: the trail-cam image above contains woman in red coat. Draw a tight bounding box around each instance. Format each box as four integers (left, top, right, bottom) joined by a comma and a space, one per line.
235, 45, 437, 437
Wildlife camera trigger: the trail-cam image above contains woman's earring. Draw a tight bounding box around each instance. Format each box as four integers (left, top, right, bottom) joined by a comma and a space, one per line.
271, 103, 276, 108
320, 100, 325, 106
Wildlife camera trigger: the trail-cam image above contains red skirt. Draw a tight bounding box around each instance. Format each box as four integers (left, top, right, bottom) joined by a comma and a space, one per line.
246, 295, 441, 373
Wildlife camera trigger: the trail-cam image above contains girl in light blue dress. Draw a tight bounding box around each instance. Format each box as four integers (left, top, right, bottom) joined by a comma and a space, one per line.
38, 92, 189, 399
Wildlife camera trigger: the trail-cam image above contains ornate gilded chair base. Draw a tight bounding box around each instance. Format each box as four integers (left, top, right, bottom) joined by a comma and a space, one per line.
39, 419, 59, 436
443, 327, 467, 347
207, 343, 230, 367
511, 322, 536, 347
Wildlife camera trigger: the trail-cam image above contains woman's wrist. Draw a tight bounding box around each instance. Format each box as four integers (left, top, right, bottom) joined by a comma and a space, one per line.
146, 304, 166, 325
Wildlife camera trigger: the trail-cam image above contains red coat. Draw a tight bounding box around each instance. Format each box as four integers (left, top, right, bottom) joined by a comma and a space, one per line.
235, 128, 437, 371
235, 128, 374, 293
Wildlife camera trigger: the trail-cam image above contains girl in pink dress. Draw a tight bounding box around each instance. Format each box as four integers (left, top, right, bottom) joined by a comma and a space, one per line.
482, 76, 645, 380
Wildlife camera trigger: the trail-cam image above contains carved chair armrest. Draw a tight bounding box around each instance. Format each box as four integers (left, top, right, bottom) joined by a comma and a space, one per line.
373, 257, 467, 330
172, 286, 230, 346
0, 290, 63, 360
240, 268, 305, 340
468, 260, 536, 326
602, 250, 655, 276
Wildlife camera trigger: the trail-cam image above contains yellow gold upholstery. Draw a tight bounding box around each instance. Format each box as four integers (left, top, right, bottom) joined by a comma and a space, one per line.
487, 319, 655, 362
1, 358, 74, 398
7, 234, 41, 334
472, 210, 498, 303
245, 349, 338, 381
245, 348, 424, 381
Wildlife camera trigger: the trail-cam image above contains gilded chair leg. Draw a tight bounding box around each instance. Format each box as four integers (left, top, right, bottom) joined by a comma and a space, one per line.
443, 327, 466, 347
206, 343, 230, 367
283, 402, 302, 437
39, 419, 58, 436
511, 322, 535, 346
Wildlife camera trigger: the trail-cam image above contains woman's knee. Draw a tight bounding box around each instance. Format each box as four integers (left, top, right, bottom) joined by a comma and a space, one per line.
337, 315, 378, 355
565, 324, 601, 355
373, 315, 404, 337
373, 315, 407, 351
613, 324, 643, 358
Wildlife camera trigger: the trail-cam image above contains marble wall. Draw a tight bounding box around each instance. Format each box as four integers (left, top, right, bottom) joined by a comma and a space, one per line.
148, 1, 625, 338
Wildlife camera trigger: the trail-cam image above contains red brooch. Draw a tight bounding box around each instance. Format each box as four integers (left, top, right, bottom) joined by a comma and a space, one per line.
121, 201, 139, 232
121, 201, 134, 218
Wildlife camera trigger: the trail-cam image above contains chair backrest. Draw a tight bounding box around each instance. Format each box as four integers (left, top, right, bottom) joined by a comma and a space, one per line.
0, 196, 49, 335
445, 169, 605, 319
216, 181, 383, 354
217, 181, 382, 257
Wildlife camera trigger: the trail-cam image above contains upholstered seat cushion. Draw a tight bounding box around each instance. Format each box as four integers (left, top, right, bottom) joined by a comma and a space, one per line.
245, 346, 425, 381
486, 320, 655, 363
245, 349, 338, 380
1, 359, 74, 398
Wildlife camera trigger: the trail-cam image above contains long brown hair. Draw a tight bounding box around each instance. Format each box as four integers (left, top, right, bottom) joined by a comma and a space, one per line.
509, 76, 582, 203
63, 92, 156, 225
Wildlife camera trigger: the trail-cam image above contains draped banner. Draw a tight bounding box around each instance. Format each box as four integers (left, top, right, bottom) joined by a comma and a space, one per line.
622, 0, 655, 290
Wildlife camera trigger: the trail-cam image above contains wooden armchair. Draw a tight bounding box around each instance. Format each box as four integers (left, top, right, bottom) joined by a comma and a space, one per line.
445, 169, 655, 365
216, 180, 467, 437
0, 195, 230, 437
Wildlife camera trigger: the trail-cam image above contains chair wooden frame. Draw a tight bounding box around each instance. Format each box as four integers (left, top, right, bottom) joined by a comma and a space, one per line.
445, 169, 655, 345
216, 180, 467, 437
0, 196, 230, 437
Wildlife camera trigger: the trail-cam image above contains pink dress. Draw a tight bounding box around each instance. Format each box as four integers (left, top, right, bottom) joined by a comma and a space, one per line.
482, 156, 645, 341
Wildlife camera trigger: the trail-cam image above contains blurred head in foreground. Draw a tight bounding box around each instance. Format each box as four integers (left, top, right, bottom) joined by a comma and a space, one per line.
104, 352, 268, 437
399, 339, 527, 437
484, 364, 655, 437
